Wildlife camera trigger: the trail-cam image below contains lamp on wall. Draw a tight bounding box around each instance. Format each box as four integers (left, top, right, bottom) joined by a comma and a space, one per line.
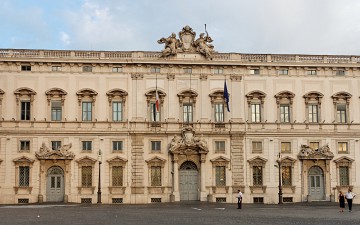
97, 149, 102, 204
277, 152, 283, 204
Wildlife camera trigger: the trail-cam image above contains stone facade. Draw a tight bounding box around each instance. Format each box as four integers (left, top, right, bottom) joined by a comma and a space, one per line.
0, 28, 360, 204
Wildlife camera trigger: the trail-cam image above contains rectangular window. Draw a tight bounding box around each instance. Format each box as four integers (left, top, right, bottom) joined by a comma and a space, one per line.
213, 68, 223, 74
339, 166, 349, 186
307, 69, 317, 75
20, 141, 30, 151
112, 141, 123, 151
52, 66, 62, 71
280, 105, 290, 123
336, 70, 345, 76
21, 101, 31, 120
51, 141, 62, 150
112, 166, 123, 186
112, 67, 122, 73
253, 166, 263, 185
278, 69, 288, 75
112, 102, 123, 121
215, 166, 226, 187
308, 104, 318, 123
83, 65, 92, 72
21, 65, 31, 71
282, 166, 292, 185
82, 141, 92, 151
338, 142, 348, 153
281, 142, 291, 153
81, 166, 92, 187
215, 141, 225, 153
250, 69, 260, 75
19, 166, 30, 186
183, 103, 193, 123
151, 141, 161, 151
150, 102, 160, 122
51, 101, 62, 121
150, 67, 160, 73
337, 104, 346, 123
252, 141, 262, 153
82, 102, 92, 121
151, 166, 161, 186
215, 103, 224, 122
251, 104, 261, 122
183, 68, 192, 74
309, 142, 319, 150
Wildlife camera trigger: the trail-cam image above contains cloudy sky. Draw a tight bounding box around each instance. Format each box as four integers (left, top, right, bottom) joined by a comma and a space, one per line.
1, 0, 360, 55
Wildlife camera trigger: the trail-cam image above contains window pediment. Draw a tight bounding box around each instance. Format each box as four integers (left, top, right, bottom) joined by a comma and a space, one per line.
334, 156, 354, 167
13, 156, 35, 164
248, 156, 267, 166
246, 90, 266, 103
279, 156, 296, 166
275, 91, 295, 103
146, 156, 166, 167
106, 156, 128, 166
177, 90, 198, 103
332, 92, 352, 104
76, 156, 97, 165
210, 156, 230, 167
209, 90, 227, 103
303, 91, 323, 104
14, 87, 37, 104
106, 89, 128, 103
145, 90, 166, 103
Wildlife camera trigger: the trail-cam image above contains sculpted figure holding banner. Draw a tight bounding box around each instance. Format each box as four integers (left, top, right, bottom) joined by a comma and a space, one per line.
194, 32, 214, 60
157, 33, 181, 57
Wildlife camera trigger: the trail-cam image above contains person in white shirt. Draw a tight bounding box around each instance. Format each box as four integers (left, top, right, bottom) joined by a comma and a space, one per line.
237, 190, 243, 209
345, 188, 356, 212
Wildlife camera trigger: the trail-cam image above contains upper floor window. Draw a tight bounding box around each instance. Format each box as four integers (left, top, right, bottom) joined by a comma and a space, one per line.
146, 90, 165, 123
338, 142, 348, 154
252, 141, 262, 153
150, 102, 160, 122
112, 102, 123, 122
275, 91, 295, 123
178, 90, 198, 123
82, 102, 92, 121
309, 142, 319, 150
215, 103, 224, 122
21, 101, 31, 121
51, 141, 62, 150
332, 92, 351, 124
214, 141, 225, 153
335, 70, 345, 76
213, 68, 223, 74
281, 142, 291, 153
77, 88, 98, 122
82, 141, 92, 151
151, 141, 161, 152
183, 103, 193, 123
304, 92, 323, 123
183, 68, 192, 74
308, 104, 318, 123
112, 67, 122, 73
337, 104, 347, 123
51, 101, 62, 121
280, 105, 290, 123
246, 91, 266, 123
20, 140, 30, 151
21, 65, 31, 71
307, 69, 317, 75
278, 68, 288, 75
107, 89, 128, 122
250, 68, 260, 75
52, 66, 62, 71
112, 141, 123, 151
83, 65, 92, 72
150, 67, 160, 73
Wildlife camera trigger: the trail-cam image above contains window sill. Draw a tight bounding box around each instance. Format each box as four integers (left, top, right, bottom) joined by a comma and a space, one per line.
249, 185, 267, 193
108, 186, 126, 194
14, 186, 33, 194
77, 186, 95, 194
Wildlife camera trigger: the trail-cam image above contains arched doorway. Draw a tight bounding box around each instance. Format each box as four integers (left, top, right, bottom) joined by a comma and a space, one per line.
308, 166, 325, 200
179, 161, 199, 201
46, 166, 65, 202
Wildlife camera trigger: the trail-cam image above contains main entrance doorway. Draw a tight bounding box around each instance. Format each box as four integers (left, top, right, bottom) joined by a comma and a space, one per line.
46, 166, 64, 202
308, 166, 325, 200
179, 161, 199, 201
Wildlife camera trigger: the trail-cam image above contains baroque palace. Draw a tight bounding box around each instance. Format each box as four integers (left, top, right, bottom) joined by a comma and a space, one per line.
0, 26, 359, 204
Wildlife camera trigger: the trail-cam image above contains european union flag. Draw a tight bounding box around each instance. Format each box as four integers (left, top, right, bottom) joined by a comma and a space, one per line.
224, 80, 230, 112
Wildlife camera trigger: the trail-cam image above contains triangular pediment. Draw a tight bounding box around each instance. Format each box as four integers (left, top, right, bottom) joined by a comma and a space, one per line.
145, 156, 166, 164
333, 156, 354, 163
107, 156, 128, 165
76, 156, 97, 164
13, 156, 35, 164
210, 156, 230, 163
248, 156, 267, 166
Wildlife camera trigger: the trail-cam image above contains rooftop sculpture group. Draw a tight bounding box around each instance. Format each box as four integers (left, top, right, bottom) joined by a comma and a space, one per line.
158, 25, 215, 60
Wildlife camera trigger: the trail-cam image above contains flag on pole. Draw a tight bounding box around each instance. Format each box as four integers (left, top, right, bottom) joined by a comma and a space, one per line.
224, 80, 230, 112
155, 90, 160, 112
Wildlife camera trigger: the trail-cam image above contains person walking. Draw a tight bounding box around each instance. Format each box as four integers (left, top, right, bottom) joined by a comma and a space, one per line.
338, 190, 345, 212
237, 190, 243, 209
345, 188, 356, 212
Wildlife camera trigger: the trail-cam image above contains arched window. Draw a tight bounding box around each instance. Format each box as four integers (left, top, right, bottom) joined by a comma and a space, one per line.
76, 88, 98, 122
14, 88, 37, 121
106, 89, 128, 122
332, 92, 351, 123
246, 90, 266, 123
45, 88, 67, 121
177, 90, 198, 123
274, 91, 295, 123
303, 92, 323, 123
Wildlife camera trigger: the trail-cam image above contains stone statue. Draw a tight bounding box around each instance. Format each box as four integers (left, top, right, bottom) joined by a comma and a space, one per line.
157, 33, 182, 57
59, 143, 74, 157
39, 142, 51, 153
169, 135, 182, 151
194, 32, 214, 60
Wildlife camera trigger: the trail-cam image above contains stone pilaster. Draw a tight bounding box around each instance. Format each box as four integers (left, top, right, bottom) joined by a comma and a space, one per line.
231, 135, 245, 192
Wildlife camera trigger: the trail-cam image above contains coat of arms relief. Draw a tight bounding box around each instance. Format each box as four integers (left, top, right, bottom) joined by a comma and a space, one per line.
158, 25, 215, 60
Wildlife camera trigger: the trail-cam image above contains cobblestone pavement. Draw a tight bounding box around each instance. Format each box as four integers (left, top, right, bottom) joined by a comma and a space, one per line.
0, 202, 359, 225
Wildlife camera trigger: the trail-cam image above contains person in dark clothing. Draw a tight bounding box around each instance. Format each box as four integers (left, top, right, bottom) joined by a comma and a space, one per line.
339, 190, 345, 212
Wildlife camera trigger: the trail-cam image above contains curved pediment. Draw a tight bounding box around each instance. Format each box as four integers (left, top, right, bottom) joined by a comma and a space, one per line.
76, 88, 98, 97
36, 143, 75, 160
169, 127, 209, 155
298, 144, 334, 160
45, 88, 67, 96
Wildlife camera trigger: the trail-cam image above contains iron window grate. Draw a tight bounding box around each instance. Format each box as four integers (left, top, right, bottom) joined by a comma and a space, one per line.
283, 197, 293, 203
151, 198, 162, 203
253, 197, 264, 204
112, 198, 123, 204
18, 199, 29, 204
81, 198, 92, 204
216, 197, 226, 203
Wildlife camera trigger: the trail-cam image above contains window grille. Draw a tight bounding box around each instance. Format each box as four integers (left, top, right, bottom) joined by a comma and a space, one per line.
283, 197, 293, 203
253, 197, 264, 204
19, 166, 30, 186
81, 198, 92, 203
112, 166, 123, 186
81, 166, 92, 187
282, 166, 292, 185
151, 198, 162, 203
18, 199, 29, 204
215, 166, 226, 186
112, 198, 123, 203
253, 166, 263, 185
339, 166, 349, 185
151, 166, 161, 186
216, 198, 226, 203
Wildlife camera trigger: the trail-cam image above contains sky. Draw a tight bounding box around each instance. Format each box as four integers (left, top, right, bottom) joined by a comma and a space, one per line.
1, 0, 360, 55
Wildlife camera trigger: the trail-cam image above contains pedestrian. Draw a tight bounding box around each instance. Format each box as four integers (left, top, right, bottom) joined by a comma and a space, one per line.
237, 189, 243, 209
345, 188, 356, 212
338, 190, 345, 212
